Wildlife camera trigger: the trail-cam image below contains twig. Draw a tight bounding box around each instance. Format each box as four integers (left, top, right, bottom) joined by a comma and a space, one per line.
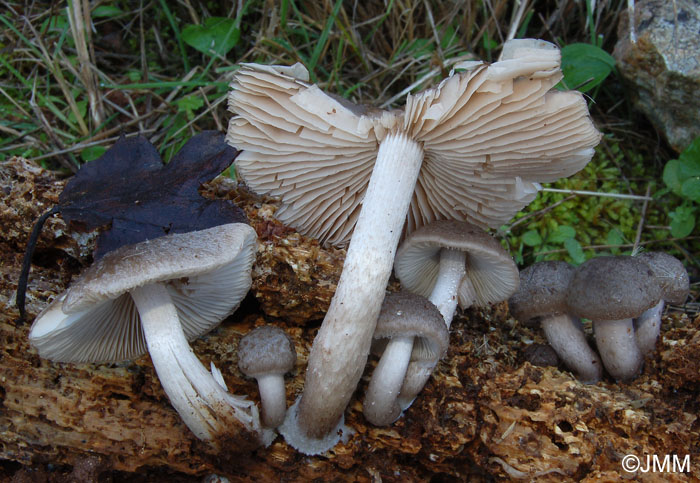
540, 188, 652, 201
16, 207, 61, 322
632, 184, 652, 254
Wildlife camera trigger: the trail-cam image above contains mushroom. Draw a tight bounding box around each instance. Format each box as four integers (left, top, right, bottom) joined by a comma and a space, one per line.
566, 256, 662, 381
228, 38, 601, 452
394, 220, 519, 327
633, 251, 689, 355
28, 223, 270, 446
238, 325, 297, 428
362, 292, 448, 426
389, 220, 518, 405
509, 260, 602, 383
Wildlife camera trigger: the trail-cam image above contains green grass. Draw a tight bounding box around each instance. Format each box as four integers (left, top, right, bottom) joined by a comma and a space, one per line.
0, 0, 697, 308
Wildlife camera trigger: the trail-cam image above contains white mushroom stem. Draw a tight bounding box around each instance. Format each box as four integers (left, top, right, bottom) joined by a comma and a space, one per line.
255, 373, 288, 428
363, 336, 414, 425
594, 318, 643, 381
540, 314, 602, 383
130, 283, 260, 442
393, 248, 467, 410
430, 247, 468, 328
294, 132, 424, 443
634, 300, 665, 356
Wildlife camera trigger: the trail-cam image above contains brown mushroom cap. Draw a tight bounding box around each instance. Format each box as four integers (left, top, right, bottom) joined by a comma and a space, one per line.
373, 292, 449, 363
508, 260, 575, 322
636, 251, 689, 305
238, 326, 296, 377
566, 256, 662, 320
394, 220, 519, 308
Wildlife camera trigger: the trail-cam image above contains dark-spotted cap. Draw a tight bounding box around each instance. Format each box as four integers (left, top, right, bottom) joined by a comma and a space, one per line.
373, 292, 449, 363
566, 256, 662, 320
636, 251, 689, 305
508, 260, 575, 323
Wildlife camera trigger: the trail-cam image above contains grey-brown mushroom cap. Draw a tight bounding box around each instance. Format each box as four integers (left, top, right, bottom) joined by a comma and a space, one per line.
227, 39, 601, 248
238, 326, 297, 377
28, 223, 258, 363
636, 251, 689, 305
566, 256, 662, 321
394, 220, 519, 308
372, 292, 449, 363
508, 260, 575, 322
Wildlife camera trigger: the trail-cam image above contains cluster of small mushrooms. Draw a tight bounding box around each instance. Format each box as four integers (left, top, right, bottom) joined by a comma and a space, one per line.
27, 38, 637, 455
509, 252, 689, 382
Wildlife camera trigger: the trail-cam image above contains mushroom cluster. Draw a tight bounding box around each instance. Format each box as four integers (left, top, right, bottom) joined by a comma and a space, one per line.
28, 223, 273, 447
228, 38, 601, 453
509, 252, 689, 382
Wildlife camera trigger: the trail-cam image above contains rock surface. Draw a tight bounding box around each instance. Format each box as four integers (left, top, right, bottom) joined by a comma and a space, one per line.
1, 157, 699, 481
614, 0, 700, 152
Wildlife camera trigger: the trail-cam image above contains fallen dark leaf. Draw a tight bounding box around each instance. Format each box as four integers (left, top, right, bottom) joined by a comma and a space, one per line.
59, 130, 245, 258
17, 131, 246, 320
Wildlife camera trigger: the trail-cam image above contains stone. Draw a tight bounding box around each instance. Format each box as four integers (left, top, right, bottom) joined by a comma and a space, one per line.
613, 0, 700, 152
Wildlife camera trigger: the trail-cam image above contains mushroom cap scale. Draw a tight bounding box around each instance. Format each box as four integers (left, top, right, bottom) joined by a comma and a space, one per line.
394, 220, 519, 308
29, 223, 257, 363
227, 39, 601, 248
238, 326, 296, 377
566, 256, 662, 321
508, 260, 576, 322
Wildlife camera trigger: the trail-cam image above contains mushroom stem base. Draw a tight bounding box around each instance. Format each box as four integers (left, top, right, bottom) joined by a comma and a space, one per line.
363, 335, 414, 426
594, 318, 643, 381
541, 314, 602, 383
131, 282, 262, 444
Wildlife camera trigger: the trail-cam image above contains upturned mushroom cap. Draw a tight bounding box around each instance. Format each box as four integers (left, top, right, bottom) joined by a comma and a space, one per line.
29, 223, 257, 362
238, 326, 296, 377
394, 220, 519, 308
566, 256, 662, 320
373, 292, 449, 363
509, 260, 576, 322
636, 251, 689, 305
227, 39, 601, 247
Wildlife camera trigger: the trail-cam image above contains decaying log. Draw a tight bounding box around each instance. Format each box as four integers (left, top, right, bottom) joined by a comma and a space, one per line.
1, 157, 699, 481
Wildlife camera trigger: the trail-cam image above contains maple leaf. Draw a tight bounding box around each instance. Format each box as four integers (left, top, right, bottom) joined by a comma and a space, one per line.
17, 131, 246, 320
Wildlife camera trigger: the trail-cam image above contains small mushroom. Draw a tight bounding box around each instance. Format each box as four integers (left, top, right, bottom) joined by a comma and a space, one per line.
566, 256, 662, 381
238, 326, 296, 428
394, 220, 519, 327
28, 223, 270, 446
509, 261, 602, 383
363, 292, 448, 426
228, 38, 601, 451
633, 251, 689, 355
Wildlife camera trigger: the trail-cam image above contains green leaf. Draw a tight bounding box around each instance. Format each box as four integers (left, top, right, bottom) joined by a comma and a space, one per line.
522, 230, 542, 247
681, 177, 700, 203
663, 159, 683, 195
182, 17, 240, 56
564, 238, 586, 265
678, 135, 700, 167
560, 43, 615, 92
80, 145, 108, 162
548, 225, 576, 243
92, 5, 123, 18
176, 95, 204, 120
669, 205, 696, 238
